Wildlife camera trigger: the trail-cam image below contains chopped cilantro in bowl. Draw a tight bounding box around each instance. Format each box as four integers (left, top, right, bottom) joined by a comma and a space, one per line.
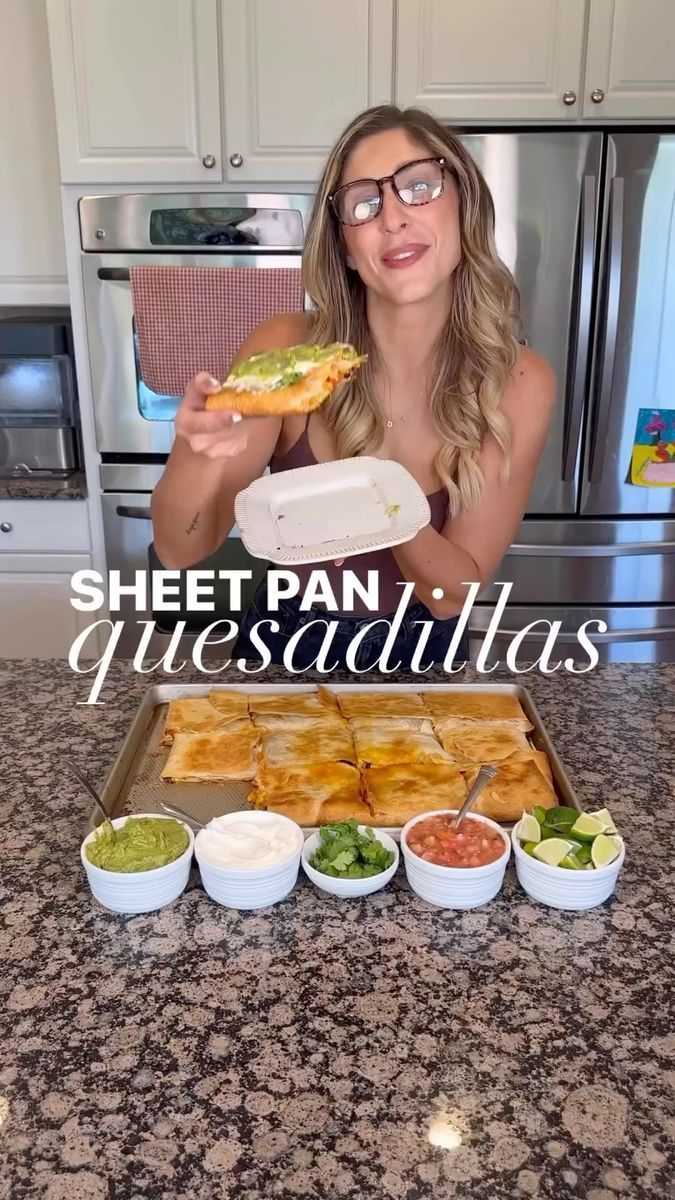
309, 819, 395, 879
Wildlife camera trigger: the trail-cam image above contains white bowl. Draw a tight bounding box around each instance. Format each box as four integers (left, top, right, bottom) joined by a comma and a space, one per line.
194, 811, 304, 910
301, 827, 399, 898
81, 813, 194, 915
511, 820, 625, 910
401, 810, 510, 909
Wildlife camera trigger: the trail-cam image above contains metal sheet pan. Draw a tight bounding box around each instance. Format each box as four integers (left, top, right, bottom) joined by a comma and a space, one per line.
90, 683, 581, 839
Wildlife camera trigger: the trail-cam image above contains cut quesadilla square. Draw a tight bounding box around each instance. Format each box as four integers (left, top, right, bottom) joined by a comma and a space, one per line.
436, 724, 531, 766
335, 691, 427, 720
250, 761, 364, 825
463, 755, 556, 822
248, 691, 337, 718
363, 763, 467, 825
351, 721, 453, 769
422, 691, 532, 731
207, 690, 249, 721
261, 723, 356, 769
160, 723, 258, 782
162, 697, 243, 745
251, 712, 348, 733
347, 715, 433, 733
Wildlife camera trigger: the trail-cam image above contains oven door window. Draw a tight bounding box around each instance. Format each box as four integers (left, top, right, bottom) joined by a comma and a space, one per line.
148, 539, 268, 634
133, 319, 181, 422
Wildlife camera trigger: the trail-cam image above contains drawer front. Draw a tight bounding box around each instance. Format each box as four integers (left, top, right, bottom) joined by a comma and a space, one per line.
0, 499, 90, 553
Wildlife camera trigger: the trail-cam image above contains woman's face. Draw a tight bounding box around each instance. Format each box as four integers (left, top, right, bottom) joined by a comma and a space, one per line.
338, 128, 461, 308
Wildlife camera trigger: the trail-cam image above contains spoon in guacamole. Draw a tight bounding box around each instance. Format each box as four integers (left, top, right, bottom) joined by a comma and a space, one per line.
66, 758, 116, 839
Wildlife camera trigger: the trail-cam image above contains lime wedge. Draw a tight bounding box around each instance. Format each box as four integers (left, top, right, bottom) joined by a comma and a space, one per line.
533, 838, 575, 867
542, 806, 578, 831
523, 841, 539, 856
591, 834, 622, 869
560, 851, 585, 870
532, 805, 548, 826
570, 814, 606, 842
519, 814, 542, 844
575, 843, 592, 865
542, 828, 584, 850
587, 807, 617, 834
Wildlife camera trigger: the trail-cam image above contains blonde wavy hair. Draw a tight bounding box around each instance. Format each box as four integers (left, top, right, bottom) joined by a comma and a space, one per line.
302, 104, 521, 515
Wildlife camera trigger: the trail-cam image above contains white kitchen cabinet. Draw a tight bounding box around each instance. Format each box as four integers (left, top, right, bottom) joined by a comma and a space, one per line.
0, 499, 93, 659
0, 0, 67, 305
45, 0, 223, 183
395, 0, 587, 122
0, 499, 90, 554
583, 0, 675, 119
220, 0, 394, 182
0, 553, 94, 659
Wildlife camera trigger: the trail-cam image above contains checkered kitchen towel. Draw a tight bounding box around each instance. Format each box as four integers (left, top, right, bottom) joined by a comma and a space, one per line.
130, 265, 304, 396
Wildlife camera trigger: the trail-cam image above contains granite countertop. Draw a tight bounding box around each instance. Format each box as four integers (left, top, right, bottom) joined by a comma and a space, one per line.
0, 471, 87, 500
1, 661, 673, 1200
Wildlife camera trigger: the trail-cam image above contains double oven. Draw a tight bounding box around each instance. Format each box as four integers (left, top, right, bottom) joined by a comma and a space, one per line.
80, 193, 313, 657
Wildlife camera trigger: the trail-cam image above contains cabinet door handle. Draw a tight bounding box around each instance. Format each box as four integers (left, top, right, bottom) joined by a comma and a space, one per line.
562, 90, 577, 105
0, 521, 13, 533
591, 89, 605, 103
229, 153, 244, 168
202, 153, 216, 168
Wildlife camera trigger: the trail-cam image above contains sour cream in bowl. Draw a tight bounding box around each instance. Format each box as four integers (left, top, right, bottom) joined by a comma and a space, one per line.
194, 811, 303, 910
401, 809, 510, 909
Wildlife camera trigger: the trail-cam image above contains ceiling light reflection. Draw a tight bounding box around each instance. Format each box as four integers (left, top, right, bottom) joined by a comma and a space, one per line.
428, 1111, 463, 1150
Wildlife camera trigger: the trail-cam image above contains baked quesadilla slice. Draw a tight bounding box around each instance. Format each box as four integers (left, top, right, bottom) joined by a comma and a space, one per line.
205, 342, 366, 416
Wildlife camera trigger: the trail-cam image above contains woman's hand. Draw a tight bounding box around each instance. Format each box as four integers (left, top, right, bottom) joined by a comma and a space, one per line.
174, 372, 255, 459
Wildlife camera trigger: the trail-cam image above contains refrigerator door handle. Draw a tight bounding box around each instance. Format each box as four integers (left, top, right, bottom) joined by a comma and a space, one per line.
589, 176, 624, 482
562, 175, 596, 481
478, 626, 675, 644
509, 539, 675, 557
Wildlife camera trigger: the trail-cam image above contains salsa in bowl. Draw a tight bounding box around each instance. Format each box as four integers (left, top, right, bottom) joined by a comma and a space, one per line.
405, 811, 507, 868
401, 810, 510, 909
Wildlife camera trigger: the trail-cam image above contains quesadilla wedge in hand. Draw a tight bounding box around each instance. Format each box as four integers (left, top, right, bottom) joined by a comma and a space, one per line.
204, 342, 366, 416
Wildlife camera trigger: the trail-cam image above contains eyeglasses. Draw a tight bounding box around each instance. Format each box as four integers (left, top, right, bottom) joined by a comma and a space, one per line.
329, 157, 446, 227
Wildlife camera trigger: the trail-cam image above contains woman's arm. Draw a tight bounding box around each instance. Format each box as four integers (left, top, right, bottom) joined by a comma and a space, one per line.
151, 312, 310, 569
392, 350, 556, 618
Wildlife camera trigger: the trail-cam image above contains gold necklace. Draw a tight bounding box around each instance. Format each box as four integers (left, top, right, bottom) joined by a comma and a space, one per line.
383, 381, 425, 428
382, 378, 404, 429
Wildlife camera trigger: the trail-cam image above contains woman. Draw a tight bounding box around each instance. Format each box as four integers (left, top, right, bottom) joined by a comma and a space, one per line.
151, 105, 555, 670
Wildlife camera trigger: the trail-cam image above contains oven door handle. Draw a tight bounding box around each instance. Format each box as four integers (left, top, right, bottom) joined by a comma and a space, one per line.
474, 625, 675, 644
98, 268, 131, 281
116, 504, 152, 520
509, 539, 675, 557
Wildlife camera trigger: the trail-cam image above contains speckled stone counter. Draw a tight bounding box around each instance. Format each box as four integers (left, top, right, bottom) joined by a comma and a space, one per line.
1, 661, 673, 1200
0, 471, 87, 500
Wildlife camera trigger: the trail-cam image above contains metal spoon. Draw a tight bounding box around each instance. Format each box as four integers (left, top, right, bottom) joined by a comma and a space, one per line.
159, 801, 206, 830
65, 758, 116, 837
452, 764, 498, 829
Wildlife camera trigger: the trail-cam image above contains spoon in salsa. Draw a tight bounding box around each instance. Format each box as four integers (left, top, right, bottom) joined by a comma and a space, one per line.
452, 763, 498, 829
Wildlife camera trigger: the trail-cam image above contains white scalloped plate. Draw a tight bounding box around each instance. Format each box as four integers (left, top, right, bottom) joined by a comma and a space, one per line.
234, 457, 432, 565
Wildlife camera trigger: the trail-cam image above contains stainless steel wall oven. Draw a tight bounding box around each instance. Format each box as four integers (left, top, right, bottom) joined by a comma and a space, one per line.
81, 192, 312, 656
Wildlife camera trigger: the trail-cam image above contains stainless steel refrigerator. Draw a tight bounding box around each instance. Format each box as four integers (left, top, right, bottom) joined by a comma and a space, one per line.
460, 130, 675, 662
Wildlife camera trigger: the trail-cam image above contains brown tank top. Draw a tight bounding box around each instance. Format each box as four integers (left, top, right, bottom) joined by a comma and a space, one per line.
269, 424, 448, 616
